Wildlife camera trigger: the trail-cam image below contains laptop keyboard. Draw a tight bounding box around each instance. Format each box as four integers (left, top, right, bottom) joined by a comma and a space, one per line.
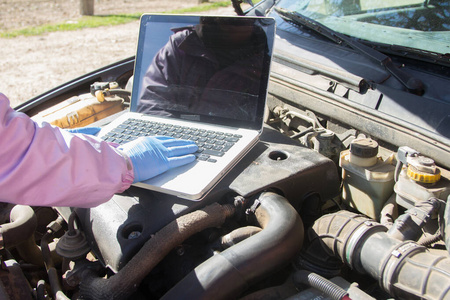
101, 118, 242, 163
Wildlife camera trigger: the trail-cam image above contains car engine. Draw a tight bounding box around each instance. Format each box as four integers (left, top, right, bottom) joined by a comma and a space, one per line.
2, 1, 450, 298
2, 81, 450, 299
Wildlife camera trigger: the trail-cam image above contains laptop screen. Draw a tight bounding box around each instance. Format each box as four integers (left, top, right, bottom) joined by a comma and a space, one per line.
131, 14, 275, 130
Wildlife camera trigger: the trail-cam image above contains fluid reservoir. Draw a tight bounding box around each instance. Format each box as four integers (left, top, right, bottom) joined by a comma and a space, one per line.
339, 138, 395, 220
394, 154, 450, 210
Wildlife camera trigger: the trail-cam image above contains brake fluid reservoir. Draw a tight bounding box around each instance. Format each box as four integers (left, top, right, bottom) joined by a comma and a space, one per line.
339, 138, 395, 220
394, 154, 450, 210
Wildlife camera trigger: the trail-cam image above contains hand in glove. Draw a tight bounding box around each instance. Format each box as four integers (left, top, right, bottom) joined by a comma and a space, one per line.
119, 136, 198, 183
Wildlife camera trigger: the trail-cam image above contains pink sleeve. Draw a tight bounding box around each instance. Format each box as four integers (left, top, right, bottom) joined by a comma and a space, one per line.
0, 93, 134, 208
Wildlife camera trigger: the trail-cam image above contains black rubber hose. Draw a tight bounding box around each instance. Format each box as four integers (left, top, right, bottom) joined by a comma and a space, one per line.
41, 217, 71, 300
161, 191, 304, 300
293, 270, 348, 300
79, 202, 235, 300
36, 280, 46, 300
387, 197, 441, 242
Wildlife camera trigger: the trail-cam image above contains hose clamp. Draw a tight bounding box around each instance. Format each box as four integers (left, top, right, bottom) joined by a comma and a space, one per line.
246, 200, 261, 215
381, 241, 426, 295
345, 221, 386, 272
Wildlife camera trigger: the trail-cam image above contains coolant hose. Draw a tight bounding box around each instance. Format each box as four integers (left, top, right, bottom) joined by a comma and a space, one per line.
1, 205, 37, 248
309, 210, 450, 299
0, 205, 44, 266
161, 191, 304, 300
79, 202, 235, 300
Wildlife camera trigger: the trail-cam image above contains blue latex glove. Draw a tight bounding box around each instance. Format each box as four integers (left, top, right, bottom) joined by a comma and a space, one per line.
119, 136, 198, 183
66, 127, 102, 136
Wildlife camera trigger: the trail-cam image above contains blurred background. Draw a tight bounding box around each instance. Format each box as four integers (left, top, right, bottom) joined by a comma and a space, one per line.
0, 0, 235, 107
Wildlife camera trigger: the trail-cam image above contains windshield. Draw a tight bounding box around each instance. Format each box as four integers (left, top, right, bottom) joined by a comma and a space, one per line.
274, 0, 450, 56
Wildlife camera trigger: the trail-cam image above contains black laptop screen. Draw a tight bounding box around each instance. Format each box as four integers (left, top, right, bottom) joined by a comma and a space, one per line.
131, 14, 275, 130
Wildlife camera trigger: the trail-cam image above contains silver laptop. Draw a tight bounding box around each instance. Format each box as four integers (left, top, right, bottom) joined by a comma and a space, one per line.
99, 14, 275, 200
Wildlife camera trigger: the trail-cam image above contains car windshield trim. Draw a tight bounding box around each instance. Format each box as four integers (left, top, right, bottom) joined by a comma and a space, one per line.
274, 7, 425, 95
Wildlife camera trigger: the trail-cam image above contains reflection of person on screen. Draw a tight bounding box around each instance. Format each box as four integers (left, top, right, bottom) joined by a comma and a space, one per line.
137, 17, 268, 121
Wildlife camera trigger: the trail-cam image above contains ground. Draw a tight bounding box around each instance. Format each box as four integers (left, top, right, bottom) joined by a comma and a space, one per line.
0, 0, 236, 107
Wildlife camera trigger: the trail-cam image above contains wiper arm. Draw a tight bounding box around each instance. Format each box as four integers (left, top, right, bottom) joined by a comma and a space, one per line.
274, 7, 424, 95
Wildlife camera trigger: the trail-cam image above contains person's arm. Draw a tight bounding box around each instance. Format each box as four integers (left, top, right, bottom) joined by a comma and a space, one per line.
0, 93, 134, 208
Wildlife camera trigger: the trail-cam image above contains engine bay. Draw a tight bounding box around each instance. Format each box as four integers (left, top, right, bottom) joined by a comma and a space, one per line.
2, 85, 450, 299
3, 5, 450, 295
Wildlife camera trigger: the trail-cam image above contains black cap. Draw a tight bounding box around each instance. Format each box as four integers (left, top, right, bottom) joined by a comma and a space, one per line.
350, 138, 379, 158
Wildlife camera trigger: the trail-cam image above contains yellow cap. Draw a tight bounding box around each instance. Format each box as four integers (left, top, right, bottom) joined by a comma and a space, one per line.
407, 165, 441, 184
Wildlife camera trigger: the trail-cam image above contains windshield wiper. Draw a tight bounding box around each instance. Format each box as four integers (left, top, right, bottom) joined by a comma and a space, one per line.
274, 7, 425, 95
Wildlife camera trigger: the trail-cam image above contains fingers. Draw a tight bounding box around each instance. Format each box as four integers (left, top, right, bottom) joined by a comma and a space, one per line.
153, 136, 198, 157
158, 137, 196, 147
167, 154, 197, 169
167, 143, 198, 157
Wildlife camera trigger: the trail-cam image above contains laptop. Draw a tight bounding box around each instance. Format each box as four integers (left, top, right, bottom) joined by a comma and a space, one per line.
99, 14, 276, 200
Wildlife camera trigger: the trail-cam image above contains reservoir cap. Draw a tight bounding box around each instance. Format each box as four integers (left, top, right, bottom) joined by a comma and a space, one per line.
350, 138, 379, 158
407, 156, 441, 184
